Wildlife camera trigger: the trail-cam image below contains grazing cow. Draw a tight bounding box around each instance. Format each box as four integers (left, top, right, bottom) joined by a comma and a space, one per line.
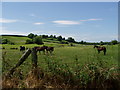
94, 45, 106, 55
34, 46, 48, 54
46, 47, 54, 54
20, 46, 25, 51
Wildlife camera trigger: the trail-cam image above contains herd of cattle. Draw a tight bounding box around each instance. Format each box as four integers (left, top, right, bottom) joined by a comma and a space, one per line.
1, 45, 54, 54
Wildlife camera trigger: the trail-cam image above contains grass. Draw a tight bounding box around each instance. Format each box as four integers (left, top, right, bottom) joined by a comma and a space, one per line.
2, 44, 118, 71
1, 43, 120, 88
2, 36, 29, 45
2, 35, 63, 45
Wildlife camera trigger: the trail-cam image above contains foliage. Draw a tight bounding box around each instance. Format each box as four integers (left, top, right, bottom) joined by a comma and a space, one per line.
111, 40, 118, 45
1, 38, 15, 45
57, 36, 63, 41
8, 42, 15, 45
42, 35, 49, 38
2, 34, 118, 45
28, 33, 35, 39
44, 56, 120, 88
49, 35, 54, 38
59, 41, 69, 44
2, 44, 120, 88
100, 41, 104, 45
53, 35, 57, 39
66, 37, 75, 43
2, 38, 9, 44
25, 39, 33, 44
33, 36, 43, 45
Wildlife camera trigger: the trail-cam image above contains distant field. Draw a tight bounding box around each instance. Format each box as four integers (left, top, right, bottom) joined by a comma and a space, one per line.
2, 36, 29, 45
2, 35, 64, 45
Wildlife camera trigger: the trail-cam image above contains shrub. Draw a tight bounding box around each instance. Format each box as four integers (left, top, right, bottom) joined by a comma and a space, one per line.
2, 38, 15, 44
25, 39, 33, 44
8, 42, 15, 45
111, 40, 118, 45
2, 38, 8, 44
33, 36, 44, 45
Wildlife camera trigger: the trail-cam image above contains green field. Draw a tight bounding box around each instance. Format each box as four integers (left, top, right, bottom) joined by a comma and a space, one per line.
2, 44, 118, 72
1, 36, 120, 88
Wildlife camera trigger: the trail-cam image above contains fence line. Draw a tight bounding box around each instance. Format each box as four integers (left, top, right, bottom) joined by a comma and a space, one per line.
31, 48, 38, 68
6, 48, 37, 77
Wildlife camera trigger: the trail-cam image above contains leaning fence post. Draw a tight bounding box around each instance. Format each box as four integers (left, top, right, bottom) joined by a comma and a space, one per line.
31, 48, 38, 68
6, 49, 31, 76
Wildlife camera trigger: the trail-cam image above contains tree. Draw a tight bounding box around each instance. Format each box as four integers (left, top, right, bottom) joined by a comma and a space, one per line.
100, 41, 104, 45
33, 36, 43, 45
111, 40, 118, 45
57, 36, 62, 41
1, 38, 15, 44
62, 37, 65, 40
80, 40, 84, 44
66, 37, 75, 43
42, 35, 48, 38
53, 35, 57, 39
34, 34, 38, 37
2, 38, 8, 44
49, 35, 53, 38
28, 33, 35, 39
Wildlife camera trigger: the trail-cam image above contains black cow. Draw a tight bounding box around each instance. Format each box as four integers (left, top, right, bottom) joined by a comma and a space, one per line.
20, 46, 25, 51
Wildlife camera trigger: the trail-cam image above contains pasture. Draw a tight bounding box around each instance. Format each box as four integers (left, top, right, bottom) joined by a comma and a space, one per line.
2, 44, 120, 88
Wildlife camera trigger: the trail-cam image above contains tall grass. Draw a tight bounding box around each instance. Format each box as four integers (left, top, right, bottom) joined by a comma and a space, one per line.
43, 55, 120, 88
2, 44, 120, 88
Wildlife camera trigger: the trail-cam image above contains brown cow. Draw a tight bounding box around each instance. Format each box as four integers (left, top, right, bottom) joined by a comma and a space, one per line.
46, 47, 54, 54
94, 45, 106, 55
34, 46, 48, 54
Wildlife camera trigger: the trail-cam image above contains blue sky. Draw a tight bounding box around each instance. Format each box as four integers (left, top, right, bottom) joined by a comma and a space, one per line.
1, 2, 118, 42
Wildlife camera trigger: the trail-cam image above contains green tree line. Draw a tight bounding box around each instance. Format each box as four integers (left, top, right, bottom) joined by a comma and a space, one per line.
0, 33, 119, 45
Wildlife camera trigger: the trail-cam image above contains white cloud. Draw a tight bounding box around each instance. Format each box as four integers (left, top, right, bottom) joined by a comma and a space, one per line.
0, 18, 18, 23
53, 20, 80, 25
88, 18, 103, 21
80, 18, 103, 22
34, 22, 44, 25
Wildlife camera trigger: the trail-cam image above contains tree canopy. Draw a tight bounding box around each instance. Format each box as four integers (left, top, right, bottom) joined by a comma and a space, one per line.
33, 36, 43, 45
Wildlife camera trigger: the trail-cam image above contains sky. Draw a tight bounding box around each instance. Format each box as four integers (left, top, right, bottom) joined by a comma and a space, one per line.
1, 0, 120, 2
0, 2, 118, 42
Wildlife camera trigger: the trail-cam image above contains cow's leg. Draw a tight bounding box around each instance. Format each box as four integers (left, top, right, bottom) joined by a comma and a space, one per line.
43, 50, 45, 55
103, 51, 106, 55
98, 50, 100, 54
46, 50, 48, 54
38, 50, 41, 54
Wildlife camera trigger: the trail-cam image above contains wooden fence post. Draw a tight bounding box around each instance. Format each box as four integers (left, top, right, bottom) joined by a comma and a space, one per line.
6, 49, 31, 76
31, 48, 38, 68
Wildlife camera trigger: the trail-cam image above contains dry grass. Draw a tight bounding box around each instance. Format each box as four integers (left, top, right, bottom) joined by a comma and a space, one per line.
2, 66, 120, 89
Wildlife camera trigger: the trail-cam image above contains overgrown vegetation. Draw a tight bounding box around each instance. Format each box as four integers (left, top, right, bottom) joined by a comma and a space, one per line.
1, 43, 120, 88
